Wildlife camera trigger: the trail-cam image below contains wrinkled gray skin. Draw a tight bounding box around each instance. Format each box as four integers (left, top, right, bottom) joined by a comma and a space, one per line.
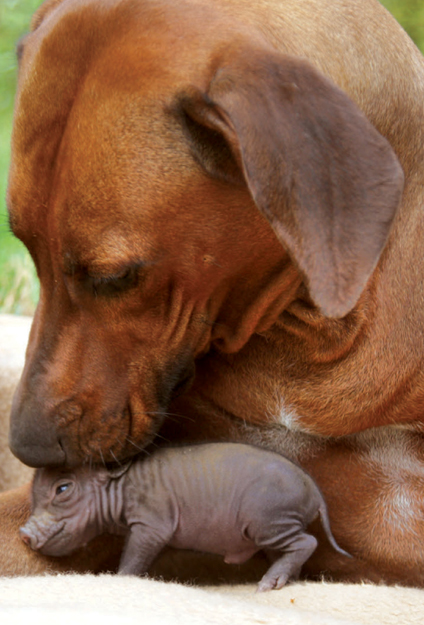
20, 443, 350, 591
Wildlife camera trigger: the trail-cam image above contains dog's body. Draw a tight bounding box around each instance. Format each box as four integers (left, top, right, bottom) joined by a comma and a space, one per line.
3, 0, 424, 584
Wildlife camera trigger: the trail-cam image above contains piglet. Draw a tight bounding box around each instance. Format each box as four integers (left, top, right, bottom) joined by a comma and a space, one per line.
20, 443, 350, 591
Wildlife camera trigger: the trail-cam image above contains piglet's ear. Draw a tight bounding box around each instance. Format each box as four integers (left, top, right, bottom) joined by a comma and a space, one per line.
179, 49, 404, 318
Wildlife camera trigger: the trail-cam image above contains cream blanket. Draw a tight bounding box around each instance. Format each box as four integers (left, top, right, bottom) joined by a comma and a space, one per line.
1, 575, 424, 625
0, 314, 423, 625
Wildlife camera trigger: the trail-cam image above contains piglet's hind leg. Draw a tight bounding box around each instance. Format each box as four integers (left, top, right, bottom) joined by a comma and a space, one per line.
257, 533, 318, 592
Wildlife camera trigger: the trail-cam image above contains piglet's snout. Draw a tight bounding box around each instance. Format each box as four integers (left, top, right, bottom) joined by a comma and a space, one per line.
20, 527, 36, 549
20, 514, 65, 551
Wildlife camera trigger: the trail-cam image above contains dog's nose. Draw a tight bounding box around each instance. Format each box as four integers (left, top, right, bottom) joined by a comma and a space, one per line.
9, 430, 66, 468
9, 375, 70, 467
9, 409, 66, 468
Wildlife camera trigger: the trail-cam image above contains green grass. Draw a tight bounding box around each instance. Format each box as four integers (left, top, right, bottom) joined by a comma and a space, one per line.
0, 0, 423, 315
0, 0, 40, 315
382, 0, 424, 51
0, 105, 39, 315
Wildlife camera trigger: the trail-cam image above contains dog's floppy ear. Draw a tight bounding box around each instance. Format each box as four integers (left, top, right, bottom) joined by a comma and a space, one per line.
179, 49, 404, 318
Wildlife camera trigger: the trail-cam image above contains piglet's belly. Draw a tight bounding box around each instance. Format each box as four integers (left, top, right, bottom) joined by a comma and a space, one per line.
168, 517, 258, 562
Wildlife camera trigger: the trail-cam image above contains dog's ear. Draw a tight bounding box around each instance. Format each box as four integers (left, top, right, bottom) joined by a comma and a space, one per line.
178, 50, 404, 318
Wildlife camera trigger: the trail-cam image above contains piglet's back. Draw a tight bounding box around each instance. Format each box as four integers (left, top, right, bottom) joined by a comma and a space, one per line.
137, 443, 316, 498
126, 443, 321, 542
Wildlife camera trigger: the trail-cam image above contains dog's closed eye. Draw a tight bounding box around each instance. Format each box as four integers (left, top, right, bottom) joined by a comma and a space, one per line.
89, 266, 140, 297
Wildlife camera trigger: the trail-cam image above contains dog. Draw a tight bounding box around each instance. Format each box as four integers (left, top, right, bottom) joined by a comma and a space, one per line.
3, 0, 424, 585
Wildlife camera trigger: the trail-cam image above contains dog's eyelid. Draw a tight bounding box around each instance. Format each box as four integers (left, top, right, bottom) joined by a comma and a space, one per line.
84, 262, 148, 297
62, 259, 147, 280
88, 260, 147, 282
90, 268, 131, 283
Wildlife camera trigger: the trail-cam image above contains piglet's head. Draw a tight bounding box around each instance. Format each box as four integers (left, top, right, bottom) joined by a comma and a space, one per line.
20, 465, 112, 556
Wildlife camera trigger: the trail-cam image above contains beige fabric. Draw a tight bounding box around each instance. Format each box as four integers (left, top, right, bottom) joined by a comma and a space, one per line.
1, 313, 423, 624
0, 575, 424, 625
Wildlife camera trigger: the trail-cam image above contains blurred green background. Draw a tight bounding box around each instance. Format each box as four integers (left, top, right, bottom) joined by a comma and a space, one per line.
0, 0, 423, 315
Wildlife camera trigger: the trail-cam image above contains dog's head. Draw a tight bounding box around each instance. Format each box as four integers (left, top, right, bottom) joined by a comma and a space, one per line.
7, 0, 403, 467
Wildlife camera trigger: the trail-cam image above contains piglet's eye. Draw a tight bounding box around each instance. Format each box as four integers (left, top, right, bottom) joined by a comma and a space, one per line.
56, 483, 71, 495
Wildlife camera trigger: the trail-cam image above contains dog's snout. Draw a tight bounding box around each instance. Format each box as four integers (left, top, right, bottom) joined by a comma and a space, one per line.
9, 366, 85, 466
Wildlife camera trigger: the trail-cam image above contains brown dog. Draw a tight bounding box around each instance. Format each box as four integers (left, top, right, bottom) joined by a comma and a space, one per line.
3, 0, 424, 585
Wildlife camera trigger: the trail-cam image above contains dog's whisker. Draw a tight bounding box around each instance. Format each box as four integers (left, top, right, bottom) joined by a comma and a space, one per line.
145, 410, 195, 423
98, 447, 106, 467
125, 436, 152, 457
152, 432, 171, 444
125, 436, 145, 453
110, 449, 121, 465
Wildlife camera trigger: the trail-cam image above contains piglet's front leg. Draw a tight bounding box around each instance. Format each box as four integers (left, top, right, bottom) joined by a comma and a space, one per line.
118, 524, 169, 576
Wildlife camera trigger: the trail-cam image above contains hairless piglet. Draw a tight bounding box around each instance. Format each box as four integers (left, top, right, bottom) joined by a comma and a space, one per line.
20, 443, 351, 590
